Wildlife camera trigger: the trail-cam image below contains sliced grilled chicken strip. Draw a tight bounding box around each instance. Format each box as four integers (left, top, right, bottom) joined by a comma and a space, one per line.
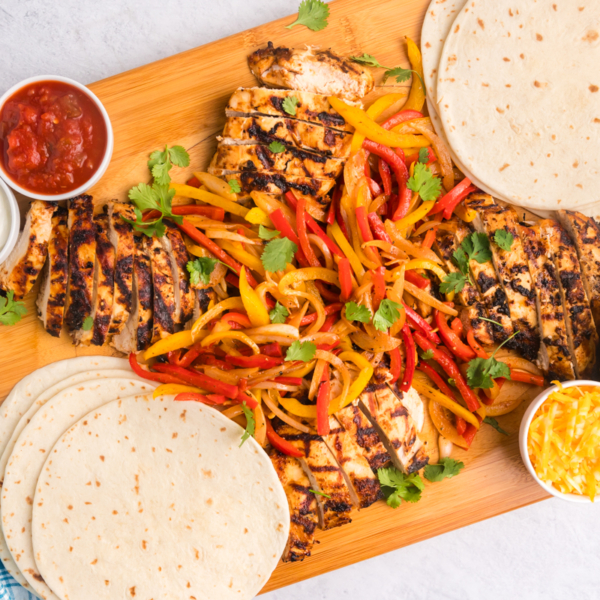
544, 220, 597, 378
468, 195, 540, 361
36, 206, 68, 337
161, 222, 195, 326
147, 234, 176, 342
135, 235, 154, 350
106, 202, 135, 339
91, 214, 115, 346
65, 195, 96, 344
212, 143, 344, 180
191, 288, 217, 324
226, 87, 352, 133
272, 420, 353, 530
335, 404, 391, 471
321, 415, 381, 508
518, 223, 575, 380
248, 43, 374, 102
220, 115, 352, 157
557, 210, 600, 332
0, 200, 54, 299
269, 449, 319, 563
434, 227, 494, 346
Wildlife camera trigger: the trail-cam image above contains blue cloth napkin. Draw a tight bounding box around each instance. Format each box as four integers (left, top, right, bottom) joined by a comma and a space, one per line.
0, 561, 37, 600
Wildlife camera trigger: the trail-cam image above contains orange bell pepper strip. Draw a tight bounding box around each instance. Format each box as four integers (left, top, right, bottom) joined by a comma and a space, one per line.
296, 197, 321, 267
510, 369, 545, 387
435, 310, 476, 362
467, 329, 489, 360
372, 267, 386, 310
403, 37, 426, 113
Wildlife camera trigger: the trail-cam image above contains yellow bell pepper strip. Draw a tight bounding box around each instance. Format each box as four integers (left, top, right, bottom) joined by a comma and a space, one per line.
216, 240, 266, 276
278, 267, 340, 295
329, 351, 374, 413
193, 171, 238, 202
413, 380, 480, 428
328, 96, 429, 149
404, 281, 459, 316
277, 394, 318, 419
403, 37, 426, 113
153, 384, 203, 399
404, 258, 448, 282
191, 297, 244, 340
239, 267, 270, 326
391, 200, 435, 232
351, 93, 407, 154
287, 360, 316, 378
170, 183, 249, 218
201, 330, 260, 355
328, 221, 365, 279
428, 399, 470, 449
453, 201, 477, 223
144, 330, 194, 360
244, 206, 273, 227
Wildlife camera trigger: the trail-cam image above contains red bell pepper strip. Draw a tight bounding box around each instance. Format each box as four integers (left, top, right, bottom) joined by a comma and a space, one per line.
174, 392, 228, 404
466, 330, 489, 360
381, 109, 424, 130
225, 273, 240, 288
128, 354, 188, 385
405, 147, 436, 168
442, 186, 477, 220
372, 267, 386, 310
316, 342, 341, 352
200, 355, 233, 370
175, 343, 205, 369
356, 206, 374, 243
338, 258, 353, 302
413, 332, 480, 412
327, 186, 339, 225
416, 362, 459, 402
236, 389, 259, 409
296, 197, 321, 267
421, 227, 437, 249
316, 364, 331, 436
378, 159, 392, 196
225, 354, 284, 368
367, 177, 382, 197
319, 313, 338, 333
510, 369, 545, 387
186, 176, 201, 188
429, 178, 474, 216
220, 312, 252, 329
152, 364, 239, 399
172, 205, 225, 221
315, 280, 340, 302
300, 303, 343, 326
274, 377, 303, 385
260, 342, 283, 357
367, 212, 392, 243
405, 270, 429, 289
266, 419, 304, 457
462, 423, 478, 448
400, 324, 416, 392
435, 310, 476, 361
451, 318, 464, 338
389, 347, 401, 384
177, 219, 257, 287
168, 350, 182, 365
334, 194, 351, 242
269, 208, 310, 267
456, 416, 467, 436
479, 389, 495, 406
403, 302, 441, 344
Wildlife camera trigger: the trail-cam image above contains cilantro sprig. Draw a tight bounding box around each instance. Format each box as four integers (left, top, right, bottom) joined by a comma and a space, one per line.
286, 340, 316, 362
269, 302, 289, 324
268, 140, 286, 154
0, 291, 27, 326
494, 229, 514, 251
261, 237, 297, 272
350, 53, 426, 91
258, 225, 280, 241
466, 330, 519, 389
282, 96, 299, 116
407, 163, 442, 202
423, 457, 465, 482
377, 467, 425, 508
309, 488, 331, 499
286, 0, 330, 31
373, 299, 402, 332
81, 316, 94, 331
441, 232, 492, 294
484, 416, 509, 436
187, 257, 219, 286
148, 145, 190, 185
239, 401, 256, 447
344, 302, 372, 324
418, 147, 430, 164
228, 179, 241, 194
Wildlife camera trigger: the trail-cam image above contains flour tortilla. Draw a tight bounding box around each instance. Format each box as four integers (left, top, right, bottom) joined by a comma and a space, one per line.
2, 380, 154, 600
437, 0, 600, 217
32, 395, 289, 600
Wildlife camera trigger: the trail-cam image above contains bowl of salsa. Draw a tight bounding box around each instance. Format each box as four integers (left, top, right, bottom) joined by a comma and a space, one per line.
0, 76, 113, 201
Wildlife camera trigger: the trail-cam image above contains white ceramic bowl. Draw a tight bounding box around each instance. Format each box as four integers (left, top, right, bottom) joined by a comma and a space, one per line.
0, 75, 113, 202
0, 177, 20, 265
519, 380, 600, 503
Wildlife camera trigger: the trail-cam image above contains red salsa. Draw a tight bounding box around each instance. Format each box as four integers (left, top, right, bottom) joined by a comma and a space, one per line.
0, 80, 107, 195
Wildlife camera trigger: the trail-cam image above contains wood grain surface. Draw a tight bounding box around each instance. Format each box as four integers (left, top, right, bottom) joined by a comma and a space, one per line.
2, 0, 549, 594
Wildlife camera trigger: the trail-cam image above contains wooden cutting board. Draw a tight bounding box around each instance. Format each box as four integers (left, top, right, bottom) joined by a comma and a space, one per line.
2, 0, 549, 593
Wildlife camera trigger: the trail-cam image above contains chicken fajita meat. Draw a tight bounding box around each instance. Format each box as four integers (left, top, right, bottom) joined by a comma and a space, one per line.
147, 234, 177, 342
91, 214, 115, 347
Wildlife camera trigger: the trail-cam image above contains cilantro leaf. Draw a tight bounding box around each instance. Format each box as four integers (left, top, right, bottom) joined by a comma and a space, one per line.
81, 316, 94, 331
452, 248, 470, 277
228, 179, 242, 194
484, 416, 509, 436
268, 140, 286, 153
419, 349, 434, 361
462, 232, 491, 264
373, 299, 402, 332
466, 357, 511, 389
258, 225, 280, 240
282, 96, 299, 116
151, 160, 172, 185
350, 53, 386, 69
424, 457, 465, 482
261, 237, 297, 272
407, 163, 442, 202
344, 301, 372, 324
239, 401, 256, 447
418, 148, 430, 163
286, 340, 317, 362
128, 183, 161, 211
186, 257, 218, 286
494, 229, 514, 251
350, 54, 426, 90
147, 148, 168, 172
168, 145, 190, 168
382, 66, 412, 84
377, 467, 425, 508
0, 291, 27, 326
286, 0, 330, 31
147, 145, 189, 185
440, 272, 467, 294
270, 302, 289, 324
309, 488, 331, 498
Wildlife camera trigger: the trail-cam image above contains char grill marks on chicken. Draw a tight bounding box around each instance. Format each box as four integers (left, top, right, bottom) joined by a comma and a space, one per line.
91, 214, 115, 347
36, 206, 68, 337
0, 200, 55, 300
135, 235, 154, 351
147, 234, 177, 342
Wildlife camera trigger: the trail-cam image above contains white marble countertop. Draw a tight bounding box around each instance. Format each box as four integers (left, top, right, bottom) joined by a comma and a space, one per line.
1, 0, 598, 598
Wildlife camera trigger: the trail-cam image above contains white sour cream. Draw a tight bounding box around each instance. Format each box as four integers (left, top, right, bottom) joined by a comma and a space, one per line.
0, 184, 10, 252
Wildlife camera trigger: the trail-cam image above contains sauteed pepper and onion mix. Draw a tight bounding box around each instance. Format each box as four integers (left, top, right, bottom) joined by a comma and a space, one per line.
130, 40, 544, 453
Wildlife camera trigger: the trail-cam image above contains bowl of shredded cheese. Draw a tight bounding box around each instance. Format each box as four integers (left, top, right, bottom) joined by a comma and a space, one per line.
519, 380, 600, 503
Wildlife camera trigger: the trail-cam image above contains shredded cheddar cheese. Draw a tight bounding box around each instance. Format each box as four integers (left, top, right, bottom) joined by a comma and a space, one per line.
528, 384, 600, 500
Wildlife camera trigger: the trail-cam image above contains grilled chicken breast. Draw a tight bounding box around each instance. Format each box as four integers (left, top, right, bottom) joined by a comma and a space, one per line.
65, 195, 96, 344
36, 206, 68, 337
135, 235, 154, 350
435, 227, 494, 346
226, 87, 352, 132
211, 143, 344, 180
147, 234, 176, 342
272, 420, 353, 530
468, 195, 540, 361
220, 116, 352, 157
270, 449, 319, 562
557, 210, 600, 332
519, 223, 575, 380
0, 200, 54, 299
106, 202, 135, 339
91, 214, 115, 346
248, 43, 374, 102
321, 415, 381, 508
335, 404, 391, 471
544, 220, 597, 378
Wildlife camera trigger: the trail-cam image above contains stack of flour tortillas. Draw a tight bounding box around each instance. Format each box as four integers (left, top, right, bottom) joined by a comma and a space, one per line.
0, 357, 288, 600
422, 0, 600, 218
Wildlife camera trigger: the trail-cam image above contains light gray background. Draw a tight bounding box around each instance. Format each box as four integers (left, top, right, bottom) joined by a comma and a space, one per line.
1, 1, 598, 598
